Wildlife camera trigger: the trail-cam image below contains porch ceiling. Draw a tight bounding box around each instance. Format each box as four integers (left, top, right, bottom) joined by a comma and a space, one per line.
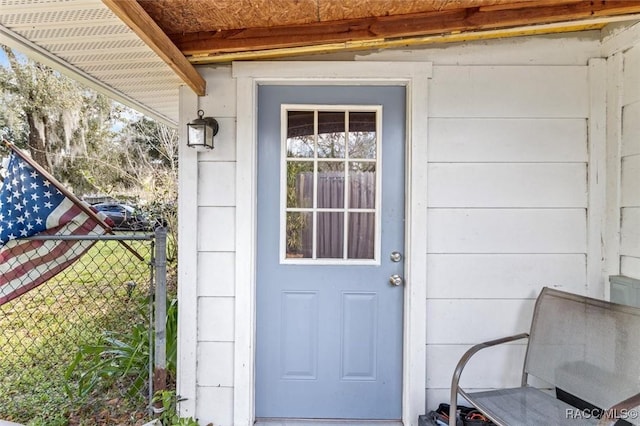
1, 1, 640, 127
0, 0, 188, 126
136, 0, 640, 64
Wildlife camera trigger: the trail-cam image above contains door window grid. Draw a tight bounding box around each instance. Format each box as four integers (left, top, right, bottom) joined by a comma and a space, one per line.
281, 106, 381, 264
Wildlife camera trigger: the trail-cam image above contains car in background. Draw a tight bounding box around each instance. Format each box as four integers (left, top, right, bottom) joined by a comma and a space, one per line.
92, 203, 150, 231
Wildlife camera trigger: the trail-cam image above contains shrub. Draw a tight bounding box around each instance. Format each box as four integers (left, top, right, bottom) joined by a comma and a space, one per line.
65, 298, 178, 399
152, 390, 199, 426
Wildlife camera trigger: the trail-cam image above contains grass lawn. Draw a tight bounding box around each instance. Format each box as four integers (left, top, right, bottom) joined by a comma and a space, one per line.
0, 239, 154, 425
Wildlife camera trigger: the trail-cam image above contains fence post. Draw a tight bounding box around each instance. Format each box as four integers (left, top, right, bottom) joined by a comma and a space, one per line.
153, 227, 168, 399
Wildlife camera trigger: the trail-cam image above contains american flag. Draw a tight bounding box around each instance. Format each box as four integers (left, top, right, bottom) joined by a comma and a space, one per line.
0, 146, 112, 305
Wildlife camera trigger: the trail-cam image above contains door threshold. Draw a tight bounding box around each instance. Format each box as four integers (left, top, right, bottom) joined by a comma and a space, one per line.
255, 419, 403, 426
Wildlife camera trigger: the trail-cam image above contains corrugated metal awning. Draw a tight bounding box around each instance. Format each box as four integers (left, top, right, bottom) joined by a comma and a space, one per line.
0, 0, 182, 126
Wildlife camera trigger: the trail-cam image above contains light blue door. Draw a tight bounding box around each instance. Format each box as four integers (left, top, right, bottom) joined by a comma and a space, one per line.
256, 85, 405, 420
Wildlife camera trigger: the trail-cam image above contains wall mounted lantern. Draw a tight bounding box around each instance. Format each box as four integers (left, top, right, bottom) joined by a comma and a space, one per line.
187, 110, 219, 150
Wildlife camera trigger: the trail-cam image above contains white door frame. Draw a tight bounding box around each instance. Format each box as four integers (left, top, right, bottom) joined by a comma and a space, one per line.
232, 61, 432, 426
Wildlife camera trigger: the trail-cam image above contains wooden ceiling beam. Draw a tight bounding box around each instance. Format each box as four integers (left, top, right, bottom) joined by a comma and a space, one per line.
478, 0, 584, 12
187, 20, 610, 64
102, 0, 205, 96
173, 1, 640, 56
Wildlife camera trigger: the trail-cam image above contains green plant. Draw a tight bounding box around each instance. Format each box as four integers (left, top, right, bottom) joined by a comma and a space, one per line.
285, 161, 312, 255
65, 297, 178, 399
65, 321, 149, 398
142, 200, 178, 263
152, 389, 199, 426
165, 298, 178, 376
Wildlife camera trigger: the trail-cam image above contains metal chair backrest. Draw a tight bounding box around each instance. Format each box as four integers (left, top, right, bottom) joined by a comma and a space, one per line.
524, 287, 640, 416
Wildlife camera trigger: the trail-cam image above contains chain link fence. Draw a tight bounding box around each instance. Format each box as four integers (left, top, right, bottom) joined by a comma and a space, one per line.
0, 233, 163, 425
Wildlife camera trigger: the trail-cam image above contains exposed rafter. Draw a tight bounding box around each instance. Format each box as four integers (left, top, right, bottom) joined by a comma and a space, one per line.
102, 0, 206, 96
170, 0, 640, 60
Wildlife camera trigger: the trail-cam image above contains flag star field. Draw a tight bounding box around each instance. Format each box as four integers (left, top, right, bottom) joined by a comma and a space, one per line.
0, 153, 64, 246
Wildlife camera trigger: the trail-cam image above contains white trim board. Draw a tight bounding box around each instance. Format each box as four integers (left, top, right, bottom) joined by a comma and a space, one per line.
604, 53, 624, 296
232, 61, 432, 426
177, 87, 199, 417
587, 58, 608, 299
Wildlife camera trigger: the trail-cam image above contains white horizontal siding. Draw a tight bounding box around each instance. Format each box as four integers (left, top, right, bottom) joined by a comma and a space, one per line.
198, 67, 236, 117
197, 252, 235, 297
428, 164, 587, 208
426, 299, 536, 344
198, 207, 236, 251
427, 254, 586, 299
197, 387, 234, 426
622, 256, 640, 278
198, 117, 237, 162
429, 66, 588, 118
622, 102, 640, 157
621, 208, 640, 258
424, 61, 590, 413
198, 162, 236, 207
428, 118, 587, 163
198, 342, 235, 387
426, 344, 527, 389
428, 209, 587, 254
622, 155, 640, 207
198, 297, 235, 342
617, 46, 640, 283
623, 45, 640, 107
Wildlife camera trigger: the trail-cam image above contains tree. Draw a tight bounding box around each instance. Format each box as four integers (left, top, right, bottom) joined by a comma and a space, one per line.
0, 44, 113, 174
54, 95, 126, 195
72, 114, 180, 259
118, 117, 179, 261
0, 45, 179, 261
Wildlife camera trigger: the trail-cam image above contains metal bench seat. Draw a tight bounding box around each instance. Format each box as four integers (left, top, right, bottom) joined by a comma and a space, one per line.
449, 287, 640, 426
464, 387, 598, 426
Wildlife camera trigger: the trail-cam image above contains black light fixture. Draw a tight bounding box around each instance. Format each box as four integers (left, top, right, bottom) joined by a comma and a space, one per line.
187, 110, 219, 150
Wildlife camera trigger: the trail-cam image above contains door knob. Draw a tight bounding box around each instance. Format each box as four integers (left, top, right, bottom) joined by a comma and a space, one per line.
389, 274, 404, 286
390, 251, 402, 262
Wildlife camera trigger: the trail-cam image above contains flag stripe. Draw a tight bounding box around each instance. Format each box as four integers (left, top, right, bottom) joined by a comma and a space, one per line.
0, 213, 99, 263
0, 216, 102, 284
0, 222, 84, 260
0, 243, 90, 295
46, 198, 79, 228
0, 203, 108, 263
0, 241, 94, 304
